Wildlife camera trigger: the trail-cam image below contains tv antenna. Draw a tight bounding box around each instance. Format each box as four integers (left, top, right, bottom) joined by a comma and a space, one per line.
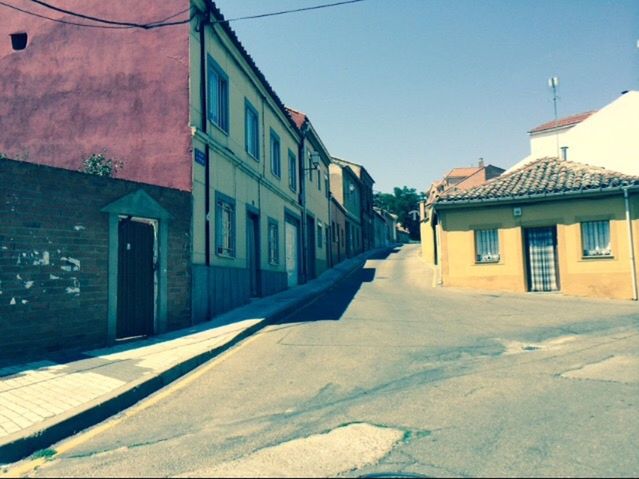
548, 76, 560, 157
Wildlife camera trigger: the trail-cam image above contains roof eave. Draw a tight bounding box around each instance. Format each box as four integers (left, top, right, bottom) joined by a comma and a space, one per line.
434, 184, 639, 210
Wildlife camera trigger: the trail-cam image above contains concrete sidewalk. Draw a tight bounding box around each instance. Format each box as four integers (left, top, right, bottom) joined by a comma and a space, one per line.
0, 247, 396, 465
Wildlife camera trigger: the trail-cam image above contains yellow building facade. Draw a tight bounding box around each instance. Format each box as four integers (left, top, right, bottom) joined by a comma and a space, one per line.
427, 158, 639, 301
190, 0, 305, 319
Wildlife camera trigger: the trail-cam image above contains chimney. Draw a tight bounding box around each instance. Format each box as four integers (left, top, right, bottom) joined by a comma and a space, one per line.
478, 157, 485, 168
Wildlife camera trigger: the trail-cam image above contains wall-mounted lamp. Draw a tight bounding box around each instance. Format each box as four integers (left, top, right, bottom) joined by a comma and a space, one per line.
303, 151, 321, 171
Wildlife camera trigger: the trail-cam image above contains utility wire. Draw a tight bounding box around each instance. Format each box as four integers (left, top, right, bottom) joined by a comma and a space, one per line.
29, 0, 193, 29
2, 0, 369, 30
0, 0, 133, 29
220, 0, 368, 24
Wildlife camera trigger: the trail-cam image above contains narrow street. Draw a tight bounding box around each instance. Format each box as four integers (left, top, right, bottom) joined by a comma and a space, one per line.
27, 244, 639, 478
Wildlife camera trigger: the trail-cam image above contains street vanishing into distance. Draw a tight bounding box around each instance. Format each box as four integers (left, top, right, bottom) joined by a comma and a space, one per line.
23, 245, 639, 477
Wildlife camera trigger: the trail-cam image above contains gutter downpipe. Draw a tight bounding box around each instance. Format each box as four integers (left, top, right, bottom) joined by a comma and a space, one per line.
199, 3, 211, 267
433, 205, 443, 287
299, 124, 309, 284
623, 187, 638, 300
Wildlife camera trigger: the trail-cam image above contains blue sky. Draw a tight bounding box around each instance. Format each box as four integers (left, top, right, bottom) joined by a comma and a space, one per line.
214, 0, 639, 193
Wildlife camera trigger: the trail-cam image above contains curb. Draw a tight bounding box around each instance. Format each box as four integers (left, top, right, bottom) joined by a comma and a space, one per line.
0, 247, 389, 465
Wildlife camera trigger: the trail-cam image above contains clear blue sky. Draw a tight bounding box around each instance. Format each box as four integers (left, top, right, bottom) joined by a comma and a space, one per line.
214, 0, 639, 193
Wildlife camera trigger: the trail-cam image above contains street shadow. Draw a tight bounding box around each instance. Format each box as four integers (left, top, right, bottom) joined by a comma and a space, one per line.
274, 266, 377, 324
365, 246, 401, 260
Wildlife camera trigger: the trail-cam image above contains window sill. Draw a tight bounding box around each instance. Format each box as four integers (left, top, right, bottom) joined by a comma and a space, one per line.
474, 260, 501, 265
581, 255, 614, 260
216, 252, 236, 260
210, 121, 229, 136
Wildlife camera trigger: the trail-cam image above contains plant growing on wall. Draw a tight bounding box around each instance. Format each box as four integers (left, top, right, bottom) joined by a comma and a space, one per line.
81, 153, 123, 177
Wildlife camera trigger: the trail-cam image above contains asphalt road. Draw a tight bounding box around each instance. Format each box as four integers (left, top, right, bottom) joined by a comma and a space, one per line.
24, 244, 639, 477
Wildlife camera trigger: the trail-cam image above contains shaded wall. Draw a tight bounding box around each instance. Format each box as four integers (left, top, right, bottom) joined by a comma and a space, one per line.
0, 158, 192, 361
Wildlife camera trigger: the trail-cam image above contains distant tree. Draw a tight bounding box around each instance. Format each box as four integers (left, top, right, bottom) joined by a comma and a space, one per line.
374, 186, 424, 240
81, 153, 123, 177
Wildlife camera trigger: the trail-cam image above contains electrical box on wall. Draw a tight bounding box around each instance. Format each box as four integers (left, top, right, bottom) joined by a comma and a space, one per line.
513, 207, 522, 217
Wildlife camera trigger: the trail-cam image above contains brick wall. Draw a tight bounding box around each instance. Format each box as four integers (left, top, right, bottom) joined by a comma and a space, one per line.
0, 158, 191, 362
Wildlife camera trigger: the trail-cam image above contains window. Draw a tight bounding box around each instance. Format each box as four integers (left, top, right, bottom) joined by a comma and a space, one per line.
317, 223, 323, 248
215, 194, 235, 257
332, 222, 336, 242
325, 176, 330, 199
268, 219, 279, 264
207, 56, 229, 132
475, 229, 500, 263
317, 166, 321, 191
288, 150, 297, 192
245, 100, 259, 160
270, 130, 281, 177
581, 220, 611, 257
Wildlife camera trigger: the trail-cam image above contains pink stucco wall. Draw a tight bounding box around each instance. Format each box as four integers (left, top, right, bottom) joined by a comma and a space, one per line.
0, 1, 192, 191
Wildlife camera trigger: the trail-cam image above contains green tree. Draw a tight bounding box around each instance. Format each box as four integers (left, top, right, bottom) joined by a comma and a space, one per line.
81, 153, 123, 177
374, 186, 424, 240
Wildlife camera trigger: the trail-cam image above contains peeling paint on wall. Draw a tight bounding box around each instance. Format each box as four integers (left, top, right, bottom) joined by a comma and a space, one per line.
9, 298, 15, 305
33, 251, 50, 266
60, 257, 80, 272
24, 281, 34, 289
65, 277, 80, 295
73, 225, 86, 231
49, 274, 60, 280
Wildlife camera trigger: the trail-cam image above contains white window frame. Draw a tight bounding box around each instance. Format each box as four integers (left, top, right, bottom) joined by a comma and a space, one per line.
475, 228, 500, 263
581, 220, 612, 257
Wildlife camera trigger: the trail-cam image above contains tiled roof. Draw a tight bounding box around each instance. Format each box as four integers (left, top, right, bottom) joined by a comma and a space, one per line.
285, 107, 307, 130
437, 157, 639, 204
446, 167, 481, 178
209, 2, 299, 136
528, 111, 595, 134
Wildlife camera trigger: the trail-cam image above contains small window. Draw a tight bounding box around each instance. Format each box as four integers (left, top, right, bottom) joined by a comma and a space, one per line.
215, 194, 235, 257
317, 223, 323, 249
325, 176, 330, 199
288, 150, 297, 192
207, 56, 229, 133
10, 32, 28, 51
245, 101, 259, 160
268, 219, 279, 264
475, 229, 500, 263
270, 130, 281, 177
317, 166, 322, 191
581, 220, 611, 257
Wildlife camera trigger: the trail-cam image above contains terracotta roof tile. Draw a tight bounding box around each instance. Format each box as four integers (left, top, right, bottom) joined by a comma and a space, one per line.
438, 157, 639, 204
528, 111, 596, 134
446, 167, 482, 178
285, 108, 307, 130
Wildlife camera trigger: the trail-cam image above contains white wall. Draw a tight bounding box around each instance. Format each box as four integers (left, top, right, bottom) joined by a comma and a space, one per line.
508, 91, 639, 175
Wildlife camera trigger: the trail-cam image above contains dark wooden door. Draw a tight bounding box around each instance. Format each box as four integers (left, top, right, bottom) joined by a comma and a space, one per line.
306, 216, 316, 280
117, 219, 155, 339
